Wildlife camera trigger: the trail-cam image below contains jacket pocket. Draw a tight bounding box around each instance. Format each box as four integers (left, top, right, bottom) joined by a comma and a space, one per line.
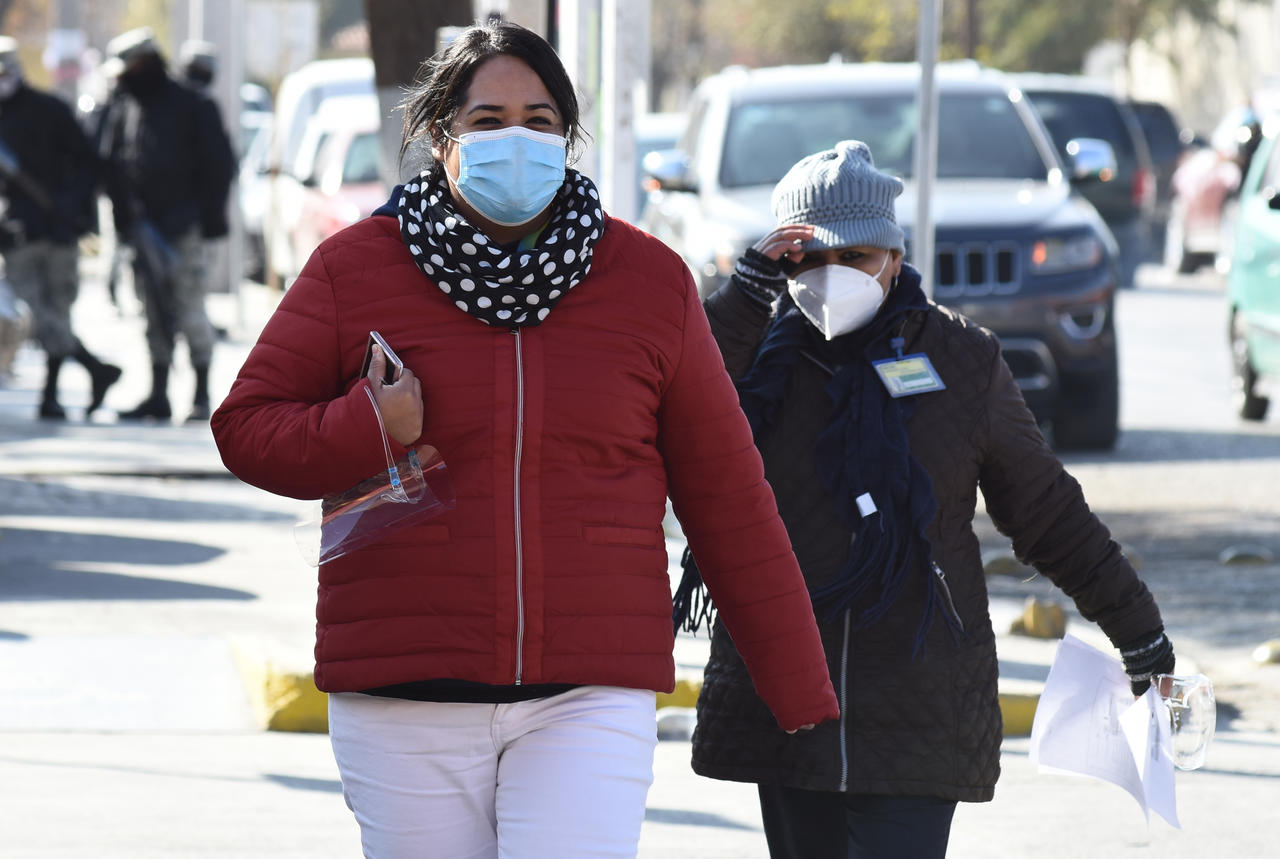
582, 524, 663, 548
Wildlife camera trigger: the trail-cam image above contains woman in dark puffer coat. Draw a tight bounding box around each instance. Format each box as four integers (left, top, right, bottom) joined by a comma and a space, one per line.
682, 140, 1176, 859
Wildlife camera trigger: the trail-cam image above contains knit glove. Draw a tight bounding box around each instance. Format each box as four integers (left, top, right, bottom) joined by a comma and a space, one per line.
731, 246, 789, 309
1119, 629, 1176, 696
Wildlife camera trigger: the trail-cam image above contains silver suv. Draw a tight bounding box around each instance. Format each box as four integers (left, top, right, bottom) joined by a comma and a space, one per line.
640, 61, 1123, 450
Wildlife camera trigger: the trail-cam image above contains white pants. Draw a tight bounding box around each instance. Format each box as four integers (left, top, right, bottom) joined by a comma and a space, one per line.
328, 686, 658, 859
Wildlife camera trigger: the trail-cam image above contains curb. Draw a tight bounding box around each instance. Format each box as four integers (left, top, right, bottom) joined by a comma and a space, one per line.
230, 643, 328, 734
233, 661, 711, 735
998, 691, 1040, 737
652, 674, 1043, 738
231, 662, 1043, 738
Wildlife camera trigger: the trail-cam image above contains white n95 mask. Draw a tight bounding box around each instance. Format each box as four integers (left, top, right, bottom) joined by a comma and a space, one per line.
788, 252, 890, 339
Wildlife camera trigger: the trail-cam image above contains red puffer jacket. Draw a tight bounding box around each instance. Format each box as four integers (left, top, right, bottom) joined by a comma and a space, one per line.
211, 212, 838, 731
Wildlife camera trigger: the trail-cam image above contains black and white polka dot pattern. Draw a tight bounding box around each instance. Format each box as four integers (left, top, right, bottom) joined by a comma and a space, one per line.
397, 167, 604, 328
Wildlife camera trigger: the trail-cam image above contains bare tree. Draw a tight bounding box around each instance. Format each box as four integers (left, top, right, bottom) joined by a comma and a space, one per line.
363, 0, 472, 184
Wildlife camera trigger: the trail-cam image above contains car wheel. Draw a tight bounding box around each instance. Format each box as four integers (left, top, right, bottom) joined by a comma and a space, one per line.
1051, 347, 1120, 451
1231, 312, 1270, 421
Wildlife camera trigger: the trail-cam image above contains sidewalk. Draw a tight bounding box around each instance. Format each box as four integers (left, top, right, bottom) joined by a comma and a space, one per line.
2, 265, 1278, 857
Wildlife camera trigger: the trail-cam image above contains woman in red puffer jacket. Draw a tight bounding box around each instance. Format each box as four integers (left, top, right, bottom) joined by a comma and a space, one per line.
211, 20, 836, 859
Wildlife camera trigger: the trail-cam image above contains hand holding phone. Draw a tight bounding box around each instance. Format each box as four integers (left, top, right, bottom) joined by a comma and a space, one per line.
361, 331, 404, 385
360, 331, 422, 446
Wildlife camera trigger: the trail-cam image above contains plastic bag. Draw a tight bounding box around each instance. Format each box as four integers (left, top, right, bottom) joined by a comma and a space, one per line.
295, 388, 455, 565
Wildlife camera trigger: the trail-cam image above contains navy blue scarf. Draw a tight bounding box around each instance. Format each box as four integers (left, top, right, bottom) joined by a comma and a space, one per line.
674, 264, 960, 655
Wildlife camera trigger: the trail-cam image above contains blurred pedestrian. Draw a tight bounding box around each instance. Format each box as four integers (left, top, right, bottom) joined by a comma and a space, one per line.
177, 38, 236, 342
0, 35, 120, 419
680, 140, 1178, 859
211, 20, 838, 858
99, 27, 235, 422
177, 39, 217, 92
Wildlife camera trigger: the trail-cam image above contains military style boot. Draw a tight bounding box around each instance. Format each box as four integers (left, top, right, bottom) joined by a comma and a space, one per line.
73, 342, 123, 416
38, 356, 66, 420
188, 362, 211, 422
118, 363, 172, 421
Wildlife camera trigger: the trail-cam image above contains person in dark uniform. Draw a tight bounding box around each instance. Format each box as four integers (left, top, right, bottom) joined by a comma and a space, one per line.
0, 35, 120, 419
99, 28, 235, 422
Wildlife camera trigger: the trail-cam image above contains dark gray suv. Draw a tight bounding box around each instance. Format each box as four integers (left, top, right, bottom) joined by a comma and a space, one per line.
1011, 73, 1157, 290
640, 61, 1123, 449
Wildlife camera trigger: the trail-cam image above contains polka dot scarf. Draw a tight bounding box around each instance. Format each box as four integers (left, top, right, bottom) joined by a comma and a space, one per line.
396, 166, 604, 328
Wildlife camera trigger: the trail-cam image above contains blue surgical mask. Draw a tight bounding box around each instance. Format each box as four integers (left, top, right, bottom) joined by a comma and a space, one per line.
444, 126, 567, 227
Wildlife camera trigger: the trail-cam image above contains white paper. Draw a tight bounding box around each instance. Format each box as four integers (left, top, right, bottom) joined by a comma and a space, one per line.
1028, 634, 1180, 828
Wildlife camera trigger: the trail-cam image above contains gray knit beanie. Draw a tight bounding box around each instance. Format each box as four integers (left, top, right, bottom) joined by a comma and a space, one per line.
771, 140, 905, 253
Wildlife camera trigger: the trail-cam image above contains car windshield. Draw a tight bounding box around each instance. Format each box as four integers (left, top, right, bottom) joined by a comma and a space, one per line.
719, 91, 1050, 188
343, 132, 382, 184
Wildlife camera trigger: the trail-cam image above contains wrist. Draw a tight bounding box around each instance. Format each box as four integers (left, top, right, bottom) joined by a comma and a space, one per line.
1120, 629, 1175, 695
733, 247, 788, 309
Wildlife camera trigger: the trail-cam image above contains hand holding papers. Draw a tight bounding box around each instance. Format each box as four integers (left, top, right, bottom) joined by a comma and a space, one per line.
1028, 634, 1214, 828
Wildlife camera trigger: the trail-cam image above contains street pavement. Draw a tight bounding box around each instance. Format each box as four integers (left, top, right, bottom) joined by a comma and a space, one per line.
1, 261, 1278, 857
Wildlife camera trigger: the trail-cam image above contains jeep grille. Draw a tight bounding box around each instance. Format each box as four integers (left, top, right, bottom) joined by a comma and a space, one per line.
933, 242, 1020, 298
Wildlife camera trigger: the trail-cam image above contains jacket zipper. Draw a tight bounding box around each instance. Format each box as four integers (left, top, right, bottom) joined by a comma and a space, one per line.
512, 328, 527, 684
839, 608, 851, 792
933, 563, 965, 632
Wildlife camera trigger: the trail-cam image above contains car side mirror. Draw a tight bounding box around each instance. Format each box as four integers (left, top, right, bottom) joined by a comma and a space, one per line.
642, 148, 698, 193
1066, 137, 1117, 183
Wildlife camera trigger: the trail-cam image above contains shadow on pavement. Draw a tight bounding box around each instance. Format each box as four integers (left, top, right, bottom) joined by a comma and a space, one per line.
264, 774, 344, 794
0, 476, 295, 523
997, 658, 1051, 683
0, 527, 253, 601
1061, 428, 1280, 466
643, 807, 758, 831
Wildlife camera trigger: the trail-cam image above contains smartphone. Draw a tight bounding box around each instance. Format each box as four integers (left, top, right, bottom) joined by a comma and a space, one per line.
360, 331, 404, 384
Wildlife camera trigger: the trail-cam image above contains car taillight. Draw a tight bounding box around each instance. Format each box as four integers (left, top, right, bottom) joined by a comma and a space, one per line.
1132, 167, 1155, 208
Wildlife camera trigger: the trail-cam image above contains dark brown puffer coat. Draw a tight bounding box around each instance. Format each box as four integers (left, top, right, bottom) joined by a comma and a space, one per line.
689, 277, 1163, 801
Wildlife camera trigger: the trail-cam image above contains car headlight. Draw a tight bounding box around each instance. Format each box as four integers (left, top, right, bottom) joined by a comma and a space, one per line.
1030, 234, 1103, 274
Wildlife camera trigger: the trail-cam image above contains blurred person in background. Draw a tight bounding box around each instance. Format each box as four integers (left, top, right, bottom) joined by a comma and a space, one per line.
177, 38, 217, 92
99, 27, 234, 422
679, 140, 1177, 859
177, 38, 236, 341
211, 20, 838, 859
0, 35, 120, 419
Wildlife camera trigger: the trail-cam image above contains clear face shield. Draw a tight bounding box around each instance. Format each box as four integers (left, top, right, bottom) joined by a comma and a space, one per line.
1154, 673, 1216, 771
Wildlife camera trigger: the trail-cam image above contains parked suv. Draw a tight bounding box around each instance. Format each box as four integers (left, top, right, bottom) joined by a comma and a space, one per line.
640, 61, 1122, 449
1012, 74, 1156, 289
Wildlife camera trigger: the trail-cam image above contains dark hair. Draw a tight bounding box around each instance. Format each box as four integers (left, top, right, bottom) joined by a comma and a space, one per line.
399, 21, 584, 165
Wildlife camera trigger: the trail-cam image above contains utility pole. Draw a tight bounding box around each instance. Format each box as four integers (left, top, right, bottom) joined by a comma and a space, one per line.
556, 0, 651, 218
965, 0, 979, 59
178, 0, 246, 322
914, 0, 941, 299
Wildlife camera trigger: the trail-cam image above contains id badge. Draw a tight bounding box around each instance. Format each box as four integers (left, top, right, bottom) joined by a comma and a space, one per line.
872, 353, 946, 398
